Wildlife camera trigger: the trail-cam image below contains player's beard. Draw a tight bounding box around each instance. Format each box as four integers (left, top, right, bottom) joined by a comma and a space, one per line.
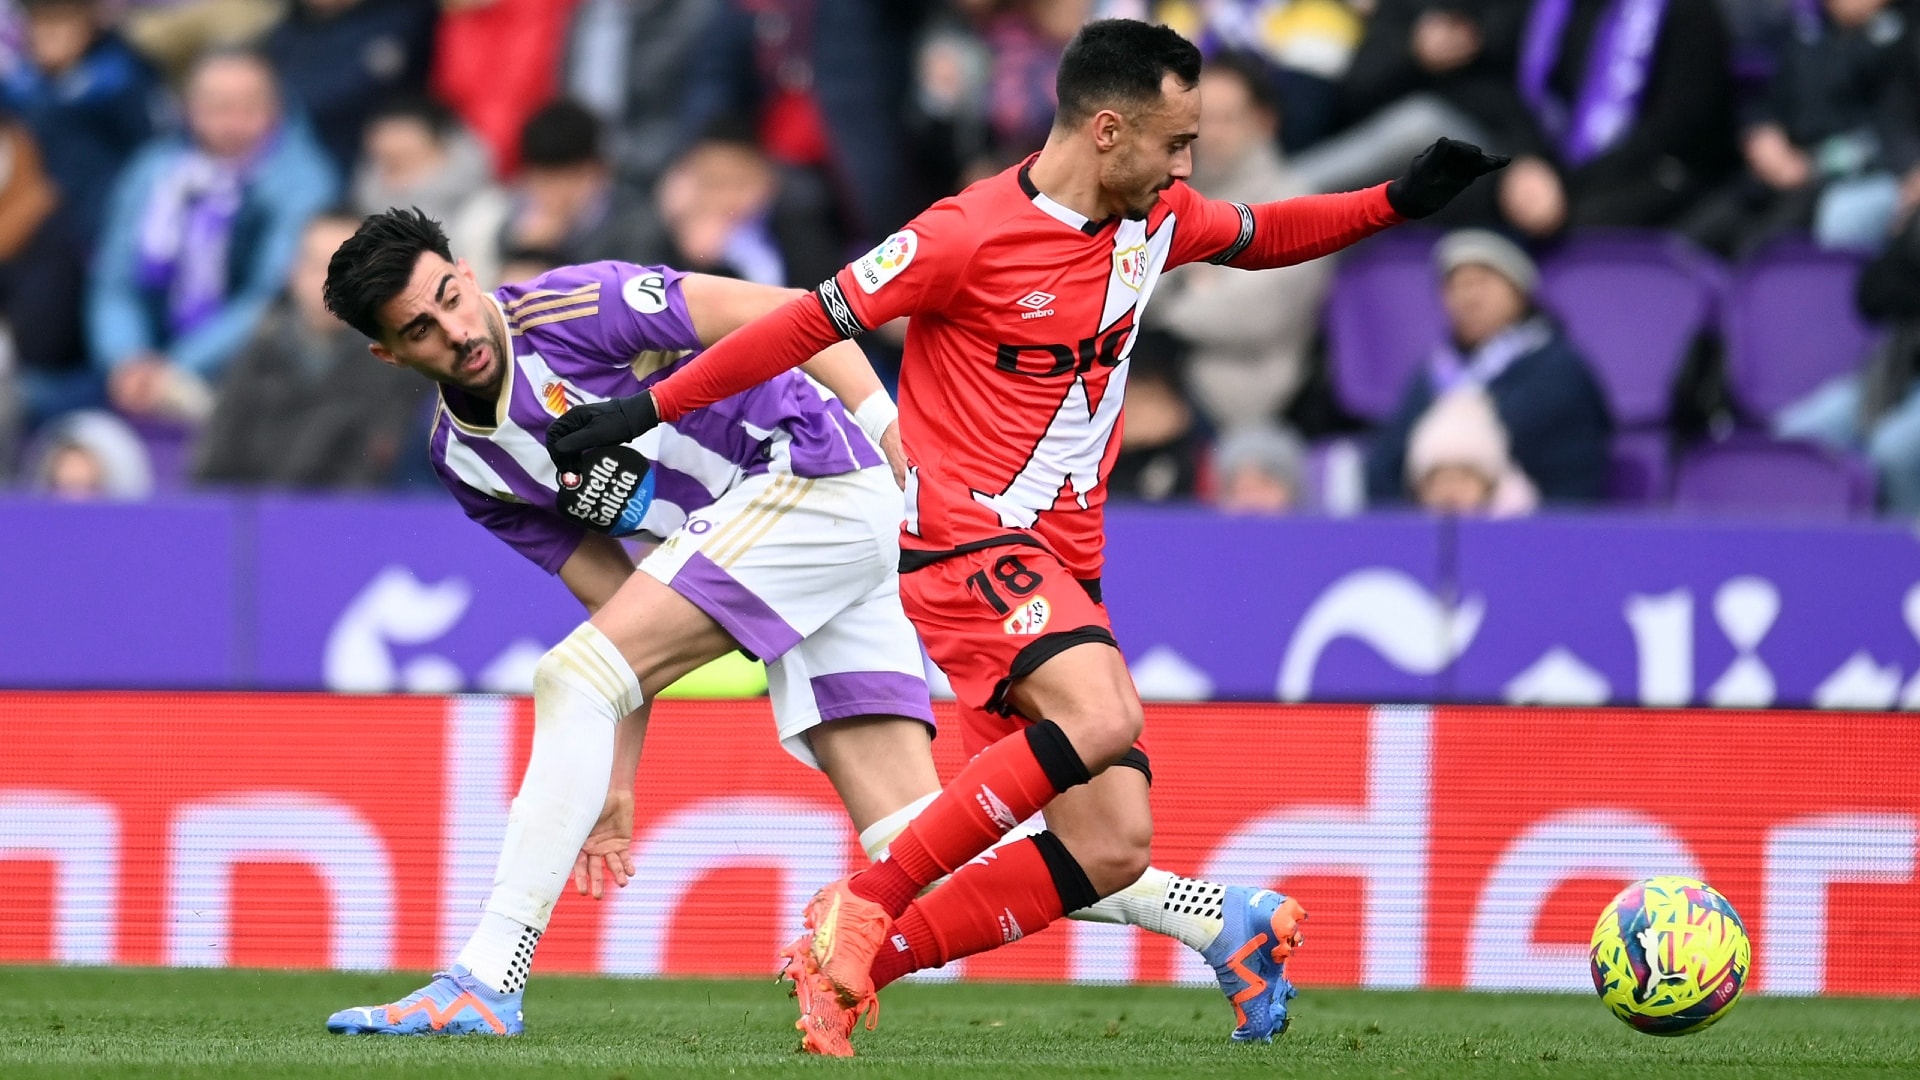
1123, 179, 1169, 220
456, 310, 511, 397
1110, 154, 1171, 219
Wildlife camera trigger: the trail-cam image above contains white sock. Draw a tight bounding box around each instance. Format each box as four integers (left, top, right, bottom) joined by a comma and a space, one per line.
456, 623, 641, 994
1071, 868, 1227, 952
857, 792, 938, 861
858, 795, 1226, 953
457, 910, 542, 994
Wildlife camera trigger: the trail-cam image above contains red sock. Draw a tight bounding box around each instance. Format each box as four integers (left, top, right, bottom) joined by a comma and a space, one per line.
850, 730, 1062, 916
871, 837, 1069, 991
868, 905, 936, 989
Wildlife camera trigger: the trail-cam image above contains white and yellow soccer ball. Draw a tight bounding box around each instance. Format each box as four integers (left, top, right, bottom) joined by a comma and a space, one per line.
1589, 876, 1751, 1036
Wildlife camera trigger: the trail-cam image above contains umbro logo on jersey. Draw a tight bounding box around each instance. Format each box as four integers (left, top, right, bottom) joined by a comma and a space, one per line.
1016, 291, 1056, 320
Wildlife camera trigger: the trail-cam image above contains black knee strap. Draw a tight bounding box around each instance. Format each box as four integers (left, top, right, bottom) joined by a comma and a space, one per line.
1030, 830, 1102, 914
1025, 718, 1093, 793
1113, 747, 1153, 785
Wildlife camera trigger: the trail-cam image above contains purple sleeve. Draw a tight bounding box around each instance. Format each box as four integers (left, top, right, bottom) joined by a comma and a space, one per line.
495, 262, 703, 372
431, 458, 586, 574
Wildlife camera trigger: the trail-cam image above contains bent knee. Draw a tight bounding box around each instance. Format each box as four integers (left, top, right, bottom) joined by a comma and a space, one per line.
1078, 831, 1152, 896
1049, 698, 1145, 769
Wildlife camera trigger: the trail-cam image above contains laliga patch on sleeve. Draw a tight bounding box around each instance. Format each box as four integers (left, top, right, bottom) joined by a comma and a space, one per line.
622, 271, 668, 314
851, 230, 917, 294
556, 444, 657, 536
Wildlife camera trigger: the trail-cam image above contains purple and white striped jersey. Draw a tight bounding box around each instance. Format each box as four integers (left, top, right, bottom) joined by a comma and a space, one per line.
428, 261, 884, 571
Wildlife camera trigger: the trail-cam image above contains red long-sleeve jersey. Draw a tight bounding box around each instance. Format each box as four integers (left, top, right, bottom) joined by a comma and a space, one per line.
652, 159, 1402, 578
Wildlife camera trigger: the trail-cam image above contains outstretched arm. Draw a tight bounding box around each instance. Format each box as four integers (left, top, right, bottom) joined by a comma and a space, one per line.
546, 292, 848, 469
1178, 138, 1508, 272
548, 204, 971, 468
679, 272, 887, 415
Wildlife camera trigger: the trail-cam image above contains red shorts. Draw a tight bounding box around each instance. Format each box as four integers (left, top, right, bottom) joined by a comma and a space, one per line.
900, 541, 1136, 759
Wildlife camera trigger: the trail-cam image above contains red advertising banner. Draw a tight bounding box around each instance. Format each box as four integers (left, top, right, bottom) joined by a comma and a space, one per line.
0, 694, 1914, 995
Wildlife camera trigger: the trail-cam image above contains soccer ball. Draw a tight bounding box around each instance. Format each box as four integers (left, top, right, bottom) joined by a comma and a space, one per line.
1589, 876, 1750, 1036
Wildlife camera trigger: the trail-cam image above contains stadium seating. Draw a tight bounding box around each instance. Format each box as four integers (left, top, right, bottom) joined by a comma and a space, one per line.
1537, 231, 1724, 428
1722, 239, 1875, 424
1670, 433, 1876, 520
1607, 429, 1671, 505
125, 416, 196, 494
1323, 228, 1447, 422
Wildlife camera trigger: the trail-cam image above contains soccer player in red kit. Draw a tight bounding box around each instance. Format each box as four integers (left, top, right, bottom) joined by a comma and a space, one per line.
550, 19, 1503, 1055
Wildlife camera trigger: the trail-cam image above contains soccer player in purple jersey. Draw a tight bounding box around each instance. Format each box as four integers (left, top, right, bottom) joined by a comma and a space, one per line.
313, 209, 1276, 1043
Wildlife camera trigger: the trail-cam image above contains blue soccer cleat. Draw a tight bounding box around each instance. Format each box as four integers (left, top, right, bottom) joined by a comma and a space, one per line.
1202, 887, 1306, 1042
325, 965, 523, 1036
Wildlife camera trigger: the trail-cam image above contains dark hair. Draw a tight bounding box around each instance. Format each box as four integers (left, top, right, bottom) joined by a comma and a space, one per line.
323, 207, 451, 341
694, 111, 763, 152
519, 98, 602, 169
1202, 51, 1280, 118
1054, 19, 1202, 128
368, 93, 458, 140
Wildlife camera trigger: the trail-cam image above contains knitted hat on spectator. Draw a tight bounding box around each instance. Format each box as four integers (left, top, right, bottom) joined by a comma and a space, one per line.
1214, 422, 1309, 492
24, 409, 154, 500
1434, 229, 1539, 296
1407, 386, 1512, 482
1405, 387, 1538, 516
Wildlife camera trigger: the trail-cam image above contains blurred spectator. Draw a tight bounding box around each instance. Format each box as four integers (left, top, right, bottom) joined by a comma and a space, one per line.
1128, 0, 1365, 151
653, 115, 839, 286
1150, 53, 1330, 428
88, 48, 338, 421
1338, 0, 1528, 128
1830, 2, 1920, 254
1404, 384, 1539, 513
194, 212, 425, 489
1212, 421, 1311, 512
904, 16, 995, 195
351, 95, 508, 286
496, 247, 565, 290
20, 407, 153, 498
1109, 338, 1204, 502
118, 0, 281, 80
1488, 0, 1739, 238
1365, 229, 1611, 503
3, 0, 159, 244
0, 115, 91, 429
263, 0, 438, 174
496, 98, 657, 268
561, 0, 719, 197
1776, 207, 1920, 511
680, 0, 926, 248
0, 341, 16, 470
0, 1, 158, 430
1293, 0, 1527, 193
1680, 0, 1912, 256
961, 0, 1089, 165
433, 0, 583, 175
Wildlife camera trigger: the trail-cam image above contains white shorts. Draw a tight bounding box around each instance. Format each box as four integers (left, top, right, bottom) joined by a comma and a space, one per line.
638, 465, 933, 767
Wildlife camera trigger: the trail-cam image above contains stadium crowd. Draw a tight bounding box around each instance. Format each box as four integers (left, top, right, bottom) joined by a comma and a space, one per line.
1, 0, 1915, 519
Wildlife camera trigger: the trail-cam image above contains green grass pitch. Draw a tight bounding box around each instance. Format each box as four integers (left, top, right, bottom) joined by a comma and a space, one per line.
2, 966, 1916, 1079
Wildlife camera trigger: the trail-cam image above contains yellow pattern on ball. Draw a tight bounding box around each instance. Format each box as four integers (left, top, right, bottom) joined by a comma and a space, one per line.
1590, 875, 1751, 1035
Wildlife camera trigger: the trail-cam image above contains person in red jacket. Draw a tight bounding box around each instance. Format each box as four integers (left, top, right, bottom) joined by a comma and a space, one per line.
549, 18, 1504, 1056
431, 0, 580, 174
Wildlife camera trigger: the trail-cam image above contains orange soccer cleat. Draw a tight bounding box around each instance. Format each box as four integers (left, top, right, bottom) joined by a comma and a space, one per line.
776, 876, 891, 1055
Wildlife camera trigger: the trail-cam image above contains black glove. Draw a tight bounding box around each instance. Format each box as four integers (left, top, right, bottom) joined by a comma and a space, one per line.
1386, 137, 1510, 219
546, 391, 659, 471
556, 444, 656, 536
